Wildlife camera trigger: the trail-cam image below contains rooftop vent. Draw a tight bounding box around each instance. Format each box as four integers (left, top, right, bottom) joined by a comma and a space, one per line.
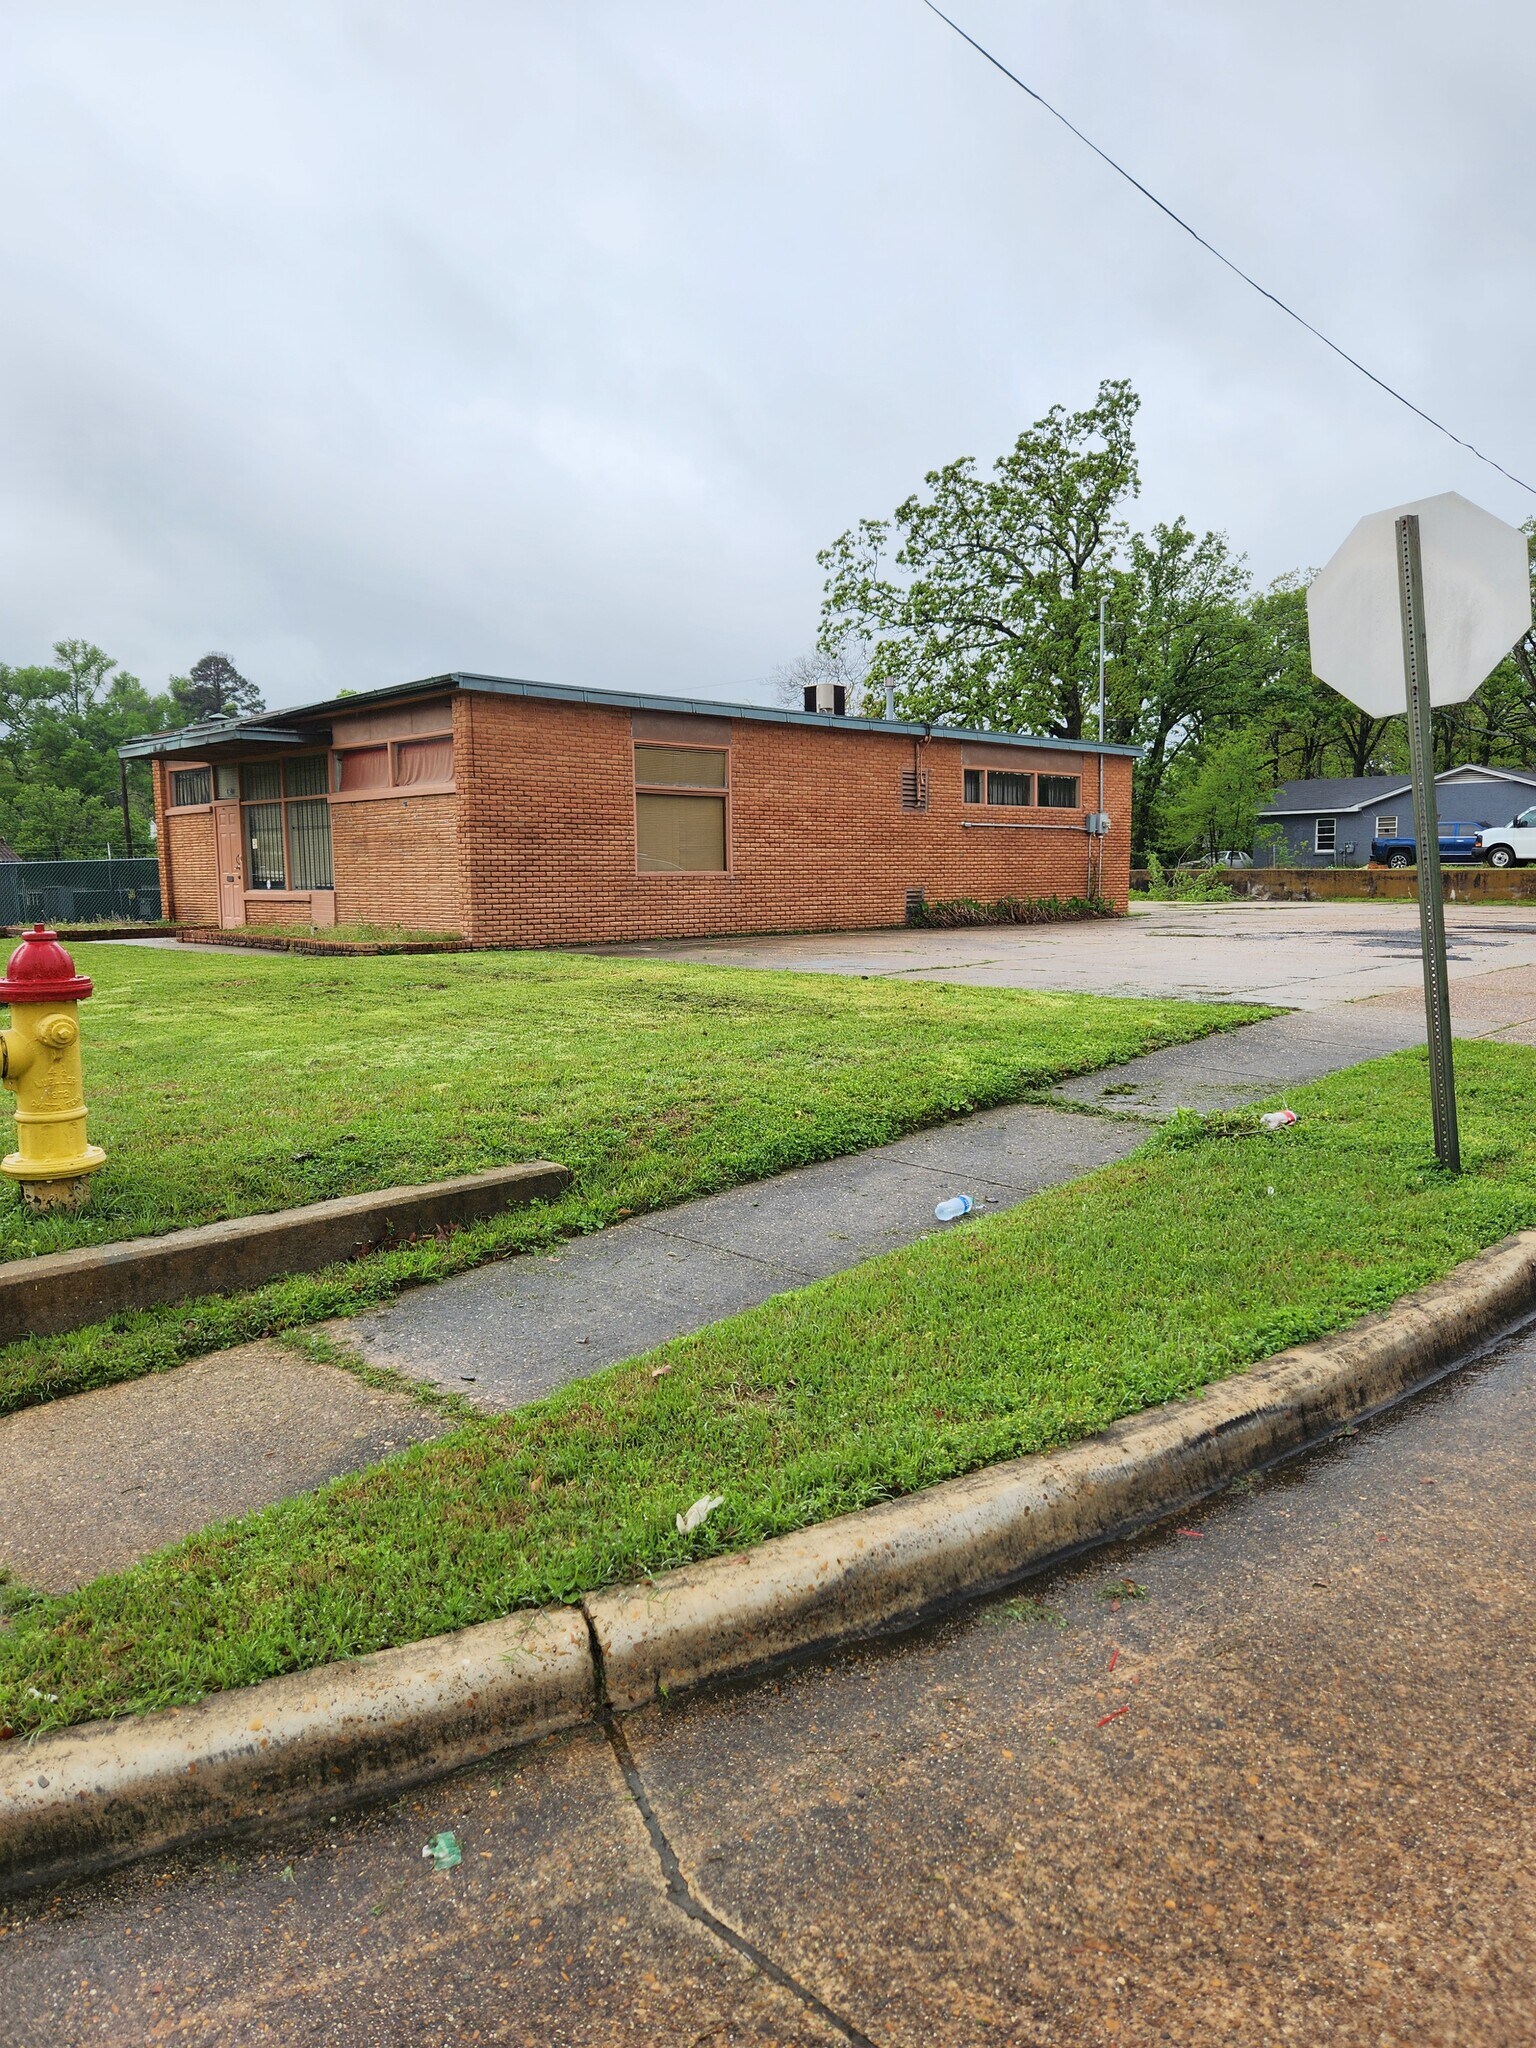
804, 682, 847, 716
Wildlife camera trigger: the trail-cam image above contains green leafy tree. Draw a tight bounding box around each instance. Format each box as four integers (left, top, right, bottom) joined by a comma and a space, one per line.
1159, 730, 1276, 864
817, 379, 1140, 737
1105, 520, 1254, 853
0, 641, 174, 858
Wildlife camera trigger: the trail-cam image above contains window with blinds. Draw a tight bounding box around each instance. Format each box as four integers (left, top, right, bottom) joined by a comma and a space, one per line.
986, 771, 1033, 807
240, 756, 333, 890
169, 767, 212, 807
635, 745, 728, 872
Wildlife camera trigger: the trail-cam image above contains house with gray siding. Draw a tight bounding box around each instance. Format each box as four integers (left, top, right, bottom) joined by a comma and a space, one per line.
1256, 765, 1536, 867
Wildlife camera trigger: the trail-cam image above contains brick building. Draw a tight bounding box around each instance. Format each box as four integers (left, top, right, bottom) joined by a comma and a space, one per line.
122, 673, 1137, 945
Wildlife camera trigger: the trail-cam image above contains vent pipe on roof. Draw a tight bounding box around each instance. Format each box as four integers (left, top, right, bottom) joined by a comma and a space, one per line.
885, 682, 897, 720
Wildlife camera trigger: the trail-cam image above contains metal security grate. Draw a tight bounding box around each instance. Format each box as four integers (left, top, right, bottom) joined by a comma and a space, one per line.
905, 887, 926, 922
0, 857, 162, 927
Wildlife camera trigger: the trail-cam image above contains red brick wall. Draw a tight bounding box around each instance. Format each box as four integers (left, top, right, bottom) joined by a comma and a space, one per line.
332, 792, 462, 932
243, 896, 315, 926
457, 694, 1132, 946
161, 798, 219, 925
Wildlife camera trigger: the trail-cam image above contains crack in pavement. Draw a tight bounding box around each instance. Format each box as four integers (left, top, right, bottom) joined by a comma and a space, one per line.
602, 1713, 879, 2047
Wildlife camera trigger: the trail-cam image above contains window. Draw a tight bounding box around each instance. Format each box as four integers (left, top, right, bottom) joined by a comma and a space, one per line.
396, 736, 453, 786
635, 745, 727, 872
1315, 817, 1337, 855
987, 771, 1033, 807
214, 764, 238, 800
634, 745, 726, 787
1375, 815, 1398, 837
963, 769, 983, 804
336, 747, 390, 792
332, 734, 454, 794
1518, 808, 1536, 830
241, 756, 333, 890
169, 767, 211, 807
1037, 774, 1081, 808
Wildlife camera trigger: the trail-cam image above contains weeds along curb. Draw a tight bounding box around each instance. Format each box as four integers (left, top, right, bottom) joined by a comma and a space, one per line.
5, 1227, 1536, 1896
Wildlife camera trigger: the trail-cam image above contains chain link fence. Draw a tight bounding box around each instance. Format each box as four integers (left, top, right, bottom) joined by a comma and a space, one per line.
0, 857, 162, 927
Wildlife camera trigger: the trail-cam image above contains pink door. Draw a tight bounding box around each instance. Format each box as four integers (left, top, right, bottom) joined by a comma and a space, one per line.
214, 802, 244, 927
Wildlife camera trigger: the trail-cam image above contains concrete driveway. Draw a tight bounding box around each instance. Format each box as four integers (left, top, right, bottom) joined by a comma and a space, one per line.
597, 898, 1536, 1018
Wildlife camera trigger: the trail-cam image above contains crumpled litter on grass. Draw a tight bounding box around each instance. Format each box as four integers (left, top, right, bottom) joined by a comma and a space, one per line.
676, 1494, 724, 1534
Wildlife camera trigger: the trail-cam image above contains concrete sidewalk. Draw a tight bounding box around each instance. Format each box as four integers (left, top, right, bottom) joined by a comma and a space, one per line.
0, 1000, 1425, 1592
342, 1100, 1140, 1408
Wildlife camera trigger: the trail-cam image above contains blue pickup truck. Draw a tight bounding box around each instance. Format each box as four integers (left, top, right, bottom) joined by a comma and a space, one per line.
1369, 821, 1486, 867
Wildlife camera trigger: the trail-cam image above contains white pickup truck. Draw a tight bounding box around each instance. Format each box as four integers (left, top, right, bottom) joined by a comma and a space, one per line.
1477, 808, 1536, 869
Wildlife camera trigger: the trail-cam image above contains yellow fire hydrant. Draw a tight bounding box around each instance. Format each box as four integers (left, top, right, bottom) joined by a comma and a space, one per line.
0, 925, 106, 1212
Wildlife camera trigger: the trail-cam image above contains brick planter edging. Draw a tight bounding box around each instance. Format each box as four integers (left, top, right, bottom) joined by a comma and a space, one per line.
3, 1226, 1531, 1896
0, 1162, 571, 1343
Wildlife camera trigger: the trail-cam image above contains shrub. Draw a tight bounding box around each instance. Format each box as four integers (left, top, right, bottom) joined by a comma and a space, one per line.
907, 892, 1119, 930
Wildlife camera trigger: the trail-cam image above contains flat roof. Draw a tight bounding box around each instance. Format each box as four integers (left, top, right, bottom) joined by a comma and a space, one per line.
120, 669, 1143, 760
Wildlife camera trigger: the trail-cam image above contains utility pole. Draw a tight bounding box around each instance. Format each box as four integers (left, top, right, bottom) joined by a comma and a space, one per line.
118, 759, 135, 860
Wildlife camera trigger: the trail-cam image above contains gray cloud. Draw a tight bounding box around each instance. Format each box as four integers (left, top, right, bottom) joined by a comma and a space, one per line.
1, 0, 1531, 712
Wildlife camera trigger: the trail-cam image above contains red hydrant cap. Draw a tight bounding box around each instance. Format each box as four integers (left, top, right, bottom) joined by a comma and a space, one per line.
0, 925, 93, 1003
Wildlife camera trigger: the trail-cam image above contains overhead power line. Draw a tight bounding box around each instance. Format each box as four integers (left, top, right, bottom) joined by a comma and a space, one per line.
921, 0, 1536, 499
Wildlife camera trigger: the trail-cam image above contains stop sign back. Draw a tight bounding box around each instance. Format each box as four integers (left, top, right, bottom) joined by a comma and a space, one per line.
1306, 491, 1530, 718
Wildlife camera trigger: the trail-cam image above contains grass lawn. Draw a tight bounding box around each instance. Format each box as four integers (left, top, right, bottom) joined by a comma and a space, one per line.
3, 1039, 1534, 1736
0, 943, 1261, 1414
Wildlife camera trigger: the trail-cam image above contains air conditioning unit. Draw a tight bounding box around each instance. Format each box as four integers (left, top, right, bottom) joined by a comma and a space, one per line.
804, 682, 847, 716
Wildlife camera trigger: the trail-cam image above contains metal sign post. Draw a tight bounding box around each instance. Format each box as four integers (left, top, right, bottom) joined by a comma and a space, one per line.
1307, 491, 1531, 1174
1396, 513, 1459, 1171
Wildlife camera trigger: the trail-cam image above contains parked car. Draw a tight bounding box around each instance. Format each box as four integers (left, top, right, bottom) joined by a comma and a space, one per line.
1474, 807, 1536, 869
1369, 821, 1486, 867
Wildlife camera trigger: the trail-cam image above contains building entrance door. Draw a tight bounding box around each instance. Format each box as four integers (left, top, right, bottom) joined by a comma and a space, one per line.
214, 802, 244, 927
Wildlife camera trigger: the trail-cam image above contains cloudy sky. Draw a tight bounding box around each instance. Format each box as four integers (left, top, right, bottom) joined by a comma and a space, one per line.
2, 1, 1531, 713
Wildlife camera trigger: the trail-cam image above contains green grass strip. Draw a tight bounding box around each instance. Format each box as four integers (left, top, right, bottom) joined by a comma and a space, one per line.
0, 946, 1262, 1414
4, 1040, 1534, 1737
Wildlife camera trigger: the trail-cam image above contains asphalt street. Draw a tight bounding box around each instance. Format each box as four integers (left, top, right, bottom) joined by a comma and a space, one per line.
7, 1318, 1535, 2045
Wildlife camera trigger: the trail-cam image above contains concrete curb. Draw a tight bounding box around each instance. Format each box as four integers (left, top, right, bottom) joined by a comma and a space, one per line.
5, 1227, 1534, 1895
0, 1609, 592, 1894
0, 1161, 571, 1342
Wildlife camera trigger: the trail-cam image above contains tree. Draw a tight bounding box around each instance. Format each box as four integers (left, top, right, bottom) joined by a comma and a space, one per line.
168, 651, 262, 723
1103, 520, 1254, 853
1159, 730, 1276, 864
817, 379, 1140, 735
1, 781, 123, 860
0, 641, 174, 858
